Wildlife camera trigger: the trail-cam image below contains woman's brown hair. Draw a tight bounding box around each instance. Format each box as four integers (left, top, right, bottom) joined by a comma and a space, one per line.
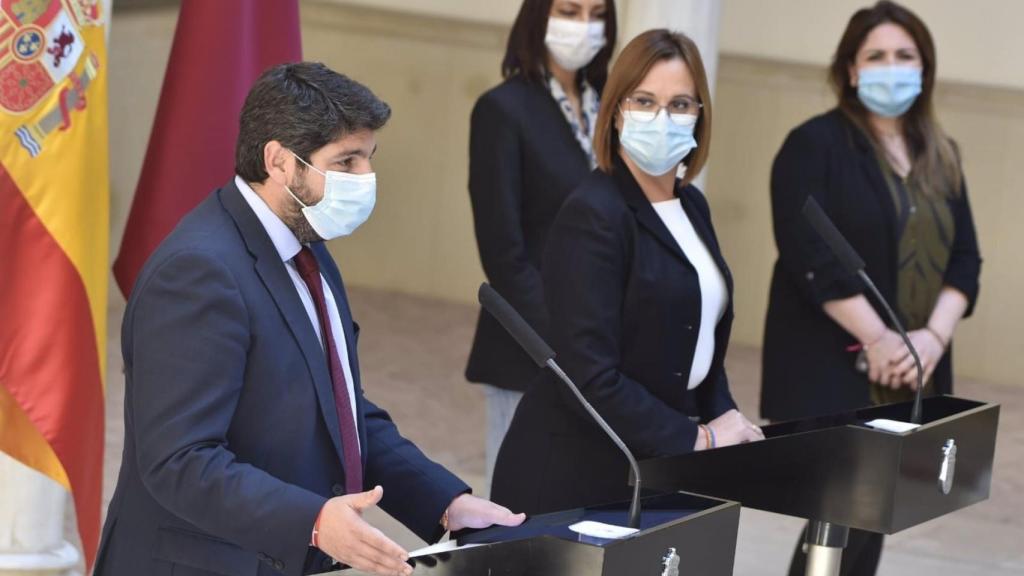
502, 0, 617, 90
593, 29, 712, 185
831, 0, 962, 195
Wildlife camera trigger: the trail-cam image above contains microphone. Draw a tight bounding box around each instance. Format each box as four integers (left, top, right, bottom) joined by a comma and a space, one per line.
478, 283, 643, 529
801, 197, 924, 424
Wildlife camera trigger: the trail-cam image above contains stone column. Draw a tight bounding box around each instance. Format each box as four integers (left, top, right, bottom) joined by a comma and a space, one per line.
0, 453, 81, 576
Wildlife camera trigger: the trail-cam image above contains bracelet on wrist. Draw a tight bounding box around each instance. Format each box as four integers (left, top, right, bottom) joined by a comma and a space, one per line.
924, 325, 949, 349
699, 424, 712, 451
863, 329, 887, 349
311, 509, 323, 549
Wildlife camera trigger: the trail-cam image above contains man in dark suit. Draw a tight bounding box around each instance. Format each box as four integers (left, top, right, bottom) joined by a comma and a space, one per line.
95, 62, 523, 576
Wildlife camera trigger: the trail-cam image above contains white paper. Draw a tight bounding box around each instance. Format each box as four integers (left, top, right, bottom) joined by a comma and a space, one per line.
409, 539, 484, 558
568, 520, 639, 540
865, 418, 921, 433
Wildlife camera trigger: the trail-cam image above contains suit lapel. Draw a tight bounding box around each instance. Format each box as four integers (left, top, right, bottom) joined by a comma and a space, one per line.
848, 122, 899, 248
614, 160, 690, 266
530, 78, 591, 173
678, 189, 734, 296
613, 159, 735, 296
219, 183, 346, 462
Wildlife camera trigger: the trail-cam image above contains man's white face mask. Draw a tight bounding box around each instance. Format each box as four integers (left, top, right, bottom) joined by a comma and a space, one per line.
285, 152, 376, 240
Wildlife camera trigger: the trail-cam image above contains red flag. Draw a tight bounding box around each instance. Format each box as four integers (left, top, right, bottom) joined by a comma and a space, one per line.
113, 0, 302, 296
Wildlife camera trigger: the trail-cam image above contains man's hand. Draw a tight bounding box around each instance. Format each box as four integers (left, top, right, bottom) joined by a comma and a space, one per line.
444, 494, 526, 532
317, 486, 412, 576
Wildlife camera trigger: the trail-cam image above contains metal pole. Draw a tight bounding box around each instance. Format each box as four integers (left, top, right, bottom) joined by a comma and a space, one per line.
803, 521, 849, 576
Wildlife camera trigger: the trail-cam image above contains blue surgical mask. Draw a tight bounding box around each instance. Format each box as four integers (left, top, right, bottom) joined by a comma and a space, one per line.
856, 66, 922, 118
619, 109, 698, 176
286, 152, 376, 240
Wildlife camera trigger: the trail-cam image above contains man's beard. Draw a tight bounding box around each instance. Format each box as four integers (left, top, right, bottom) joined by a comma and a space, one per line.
283, 170, 323, 244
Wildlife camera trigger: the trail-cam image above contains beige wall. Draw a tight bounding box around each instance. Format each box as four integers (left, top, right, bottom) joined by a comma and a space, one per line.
321, 0, 521, 26
326, 0, 1024, 91
719, 0, 1024, 91
108, 1, 1024, 386
707, 55, 1024, 387
107, 7, 176, 255
301, 3, 506, 304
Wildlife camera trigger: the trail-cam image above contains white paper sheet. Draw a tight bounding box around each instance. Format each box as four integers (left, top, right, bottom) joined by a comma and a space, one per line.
865, 418, 921, 433
409, 539, 484, 558
568, 520, 639, 540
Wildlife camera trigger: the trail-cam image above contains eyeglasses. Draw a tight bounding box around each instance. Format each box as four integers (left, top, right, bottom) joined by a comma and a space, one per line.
622, 94, 702, 125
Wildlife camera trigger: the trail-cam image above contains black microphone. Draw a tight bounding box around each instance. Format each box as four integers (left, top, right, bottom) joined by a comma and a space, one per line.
478, 283, 643, 529
802, 197, 924, 424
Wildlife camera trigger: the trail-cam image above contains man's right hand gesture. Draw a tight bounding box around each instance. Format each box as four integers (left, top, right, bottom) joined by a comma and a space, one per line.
317, 486, 412, 576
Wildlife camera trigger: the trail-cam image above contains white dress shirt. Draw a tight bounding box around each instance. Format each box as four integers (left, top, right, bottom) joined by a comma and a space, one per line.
651, 198, 729, 389
235, 176, 359, 430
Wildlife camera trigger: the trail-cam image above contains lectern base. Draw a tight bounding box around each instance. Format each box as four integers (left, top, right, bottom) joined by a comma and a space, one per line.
804, 521, 849, 576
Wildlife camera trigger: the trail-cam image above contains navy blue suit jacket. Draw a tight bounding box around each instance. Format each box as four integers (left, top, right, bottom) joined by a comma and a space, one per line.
95, 181, 468, 576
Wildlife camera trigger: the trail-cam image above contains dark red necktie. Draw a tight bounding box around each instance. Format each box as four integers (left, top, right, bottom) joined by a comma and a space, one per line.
293, 247, 363, 495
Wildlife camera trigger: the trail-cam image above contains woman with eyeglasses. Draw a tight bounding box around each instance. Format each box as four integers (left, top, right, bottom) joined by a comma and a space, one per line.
760, 2, 982, 574
491, 29, 763, 515
465, 0, 617, 491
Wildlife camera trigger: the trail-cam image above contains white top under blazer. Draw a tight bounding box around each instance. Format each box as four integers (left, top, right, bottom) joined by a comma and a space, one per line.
651, 198, 729, 389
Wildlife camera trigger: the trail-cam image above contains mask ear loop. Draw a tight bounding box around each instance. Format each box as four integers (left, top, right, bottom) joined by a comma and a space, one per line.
290, 151, 327, 177
285, 150, 326, 208
284, 185, 309, 209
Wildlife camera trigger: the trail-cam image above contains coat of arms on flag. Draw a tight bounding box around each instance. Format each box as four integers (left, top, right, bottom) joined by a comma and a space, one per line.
0, 0, 109, 570
1, 0, 103, 157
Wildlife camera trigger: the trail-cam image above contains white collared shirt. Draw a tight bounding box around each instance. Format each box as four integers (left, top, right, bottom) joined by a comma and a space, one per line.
235, 176, 359, 432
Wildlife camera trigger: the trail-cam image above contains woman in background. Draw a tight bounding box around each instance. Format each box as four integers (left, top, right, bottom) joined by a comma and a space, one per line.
492, 29, 763, 516
465, 0, 617, 490
760, 2, 982, 574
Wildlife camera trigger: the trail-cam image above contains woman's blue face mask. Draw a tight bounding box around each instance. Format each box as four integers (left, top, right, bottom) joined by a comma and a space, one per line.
856, 66, 923, 118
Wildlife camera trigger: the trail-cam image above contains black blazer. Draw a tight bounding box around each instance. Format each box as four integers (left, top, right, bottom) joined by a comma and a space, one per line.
465, 74, 594, 391
491, 157, 738, 515
760, 109, 982, 422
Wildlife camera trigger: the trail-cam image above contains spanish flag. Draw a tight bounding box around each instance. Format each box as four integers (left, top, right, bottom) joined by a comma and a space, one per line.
0, 0, 108, 569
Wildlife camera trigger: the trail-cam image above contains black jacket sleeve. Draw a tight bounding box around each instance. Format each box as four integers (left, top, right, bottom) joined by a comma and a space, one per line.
468, 92, 547, 333
771, 125, 865, 305
543, 194, 700, 457
942, 176, 982, 317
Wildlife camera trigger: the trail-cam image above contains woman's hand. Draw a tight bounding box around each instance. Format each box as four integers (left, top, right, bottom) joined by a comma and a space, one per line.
893, 328, 946, 388
700, 409, 764, 449
863, 329, 908, 389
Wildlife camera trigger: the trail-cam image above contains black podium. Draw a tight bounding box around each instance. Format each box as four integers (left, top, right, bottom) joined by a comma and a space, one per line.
637, 396, 999, 575
316, 491, 740, 575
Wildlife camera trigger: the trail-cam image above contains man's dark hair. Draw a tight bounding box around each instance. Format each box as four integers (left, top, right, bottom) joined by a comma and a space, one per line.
235, 62, 392, 182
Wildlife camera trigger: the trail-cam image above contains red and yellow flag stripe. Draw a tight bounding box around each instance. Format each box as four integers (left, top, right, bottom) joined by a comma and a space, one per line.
0, 0, 108, 568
